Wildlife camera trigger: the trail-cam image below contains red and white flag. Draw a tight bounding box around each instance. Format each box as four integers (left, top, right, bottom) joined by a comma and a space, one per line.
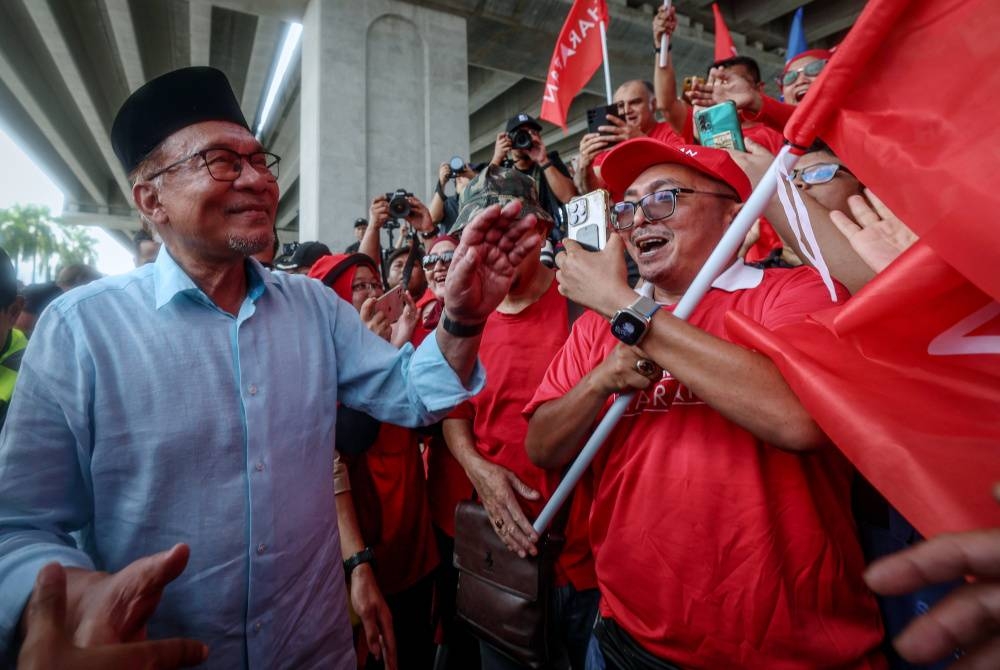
730, 0, 1000, 537
540, 0, 609, 130
711, 3, 737, 60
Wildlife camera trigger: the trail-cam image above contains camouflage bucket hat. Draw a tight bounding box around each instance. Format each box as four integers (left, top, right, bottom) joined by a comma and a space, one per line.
450, 164, 554, 237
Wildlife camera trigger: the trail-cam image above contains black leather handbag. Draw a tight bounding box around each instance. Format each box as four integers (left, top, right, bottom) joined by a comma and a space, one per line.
453, 500, 566, 669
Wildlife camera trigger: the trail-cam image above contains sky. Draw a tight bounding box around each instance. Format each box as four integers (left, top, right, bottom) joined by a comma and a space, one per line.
0, 128, 134, 283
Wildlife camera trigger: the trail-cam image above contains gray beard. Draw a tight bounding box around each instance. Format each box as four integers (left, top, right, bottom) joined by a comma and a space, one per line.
228, 231, 272, 256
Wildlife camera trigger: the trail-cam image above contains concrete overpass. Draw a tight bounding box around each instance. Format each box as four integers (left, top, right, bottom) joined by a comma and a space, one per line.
0, 0, 859, 252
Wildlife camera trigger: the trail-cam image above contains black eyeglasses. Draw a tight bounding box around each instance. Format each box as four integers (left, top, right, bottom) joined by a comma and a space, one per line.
612, 188, 740, 231
146, 147, 280, 182
422, 250, 455, 269
781, 59, 827, 87
789, 162, 853, 185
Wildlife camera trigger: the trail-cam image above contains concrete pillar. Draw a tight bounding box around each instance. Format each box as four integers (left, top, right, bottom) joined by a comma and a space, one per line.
299, 0, 468, 252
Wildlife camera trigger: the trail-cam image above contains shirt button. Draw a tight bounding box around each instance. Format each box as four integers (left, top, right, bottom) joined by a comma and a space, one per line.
255, 461, 265, 472
254, 621, 262, 632
248, 384, 258, 396
257, 543, 267, 554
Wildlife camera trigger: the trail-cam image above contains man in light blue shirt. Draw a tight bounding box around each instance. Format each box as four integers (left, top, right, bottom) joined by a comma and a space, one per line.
0, 67, 543, 669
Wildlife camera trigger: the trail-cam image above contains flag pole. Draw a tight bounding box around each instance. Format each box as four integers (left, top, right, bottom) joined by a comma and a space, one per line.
534, 145, 801, 535
599, 20, 613, 103
658, 0, 671, 68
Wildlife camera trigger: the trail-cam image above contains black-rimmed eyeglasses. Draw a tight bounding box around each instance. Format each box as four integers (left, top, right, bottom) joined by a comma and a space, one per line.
612, 188, 740, 231
146, 147, 280, 182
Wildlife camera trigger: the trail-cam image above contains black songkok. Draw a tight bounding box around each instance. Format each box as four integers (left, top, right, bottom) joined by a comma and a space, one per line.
111, 66, 249, 174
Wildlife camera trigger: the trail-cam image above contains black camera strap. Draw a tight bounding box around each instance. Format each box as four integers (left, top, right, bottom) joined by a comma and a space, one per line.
400, 240, 421, 293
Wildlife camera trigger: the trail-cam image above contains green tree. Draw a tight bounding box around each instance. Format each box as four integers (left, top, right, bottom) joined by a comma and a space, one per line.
0, 204, 98, 281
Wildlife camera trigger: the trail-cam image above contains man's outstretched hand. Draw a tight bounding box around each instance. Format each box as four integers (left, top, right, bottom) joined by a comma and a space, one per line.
443, 200, 542, 325
18, 562, 207, 669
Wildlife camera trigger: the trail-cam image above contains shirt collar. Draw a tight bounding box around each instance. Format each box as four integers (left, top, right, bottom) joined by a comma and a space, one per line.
154, 247, 278, 310
710, 259, 764, 292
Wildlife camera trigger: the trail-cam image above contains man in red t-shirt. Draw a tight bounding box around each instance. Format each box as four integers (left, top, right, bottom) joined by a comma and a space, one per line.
525, 138, 885, 669
444, 166, 600, 670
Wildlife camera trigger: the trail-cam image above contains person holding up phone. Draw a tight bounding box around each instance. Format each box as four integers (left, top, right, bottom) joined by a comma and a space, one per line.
575, 79, 684, 194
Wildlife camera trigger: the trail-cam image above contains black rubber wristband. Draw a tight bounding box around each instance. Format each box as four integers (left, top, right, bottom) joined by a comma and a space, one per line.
441, 313, 486, 337
343, 547, 375, 578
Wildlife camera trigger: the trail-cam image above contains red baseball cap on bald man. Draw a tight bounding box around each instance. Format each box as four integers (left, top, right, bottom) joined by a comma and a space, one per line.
599, 138, 752, 203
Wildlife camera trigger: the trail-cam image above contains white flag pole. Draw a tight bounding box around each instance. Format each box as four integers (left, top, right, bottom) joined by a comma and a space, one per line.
534, 146, 802, 535
659, 0, 672, 68
599, 20, 613, 104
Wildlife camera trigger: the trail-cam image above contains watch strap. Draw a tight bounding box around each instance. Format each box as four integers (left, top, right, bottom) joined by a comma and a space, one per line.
441, 313, 486, 337
343, 547, 375, 578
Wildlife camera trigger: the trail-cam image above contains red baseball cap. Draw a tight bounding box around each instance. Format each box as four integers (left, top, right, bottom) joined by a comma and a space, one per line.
600, 138, 752, 202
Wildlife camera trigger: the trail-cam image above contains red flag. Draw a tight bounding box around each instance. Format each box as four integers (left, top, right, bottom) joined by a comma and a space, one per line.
728, 242, 1000, 538
783, 0, 1000, 303
730, 0, 1000, 537
540, 0, 609, 130
711, 3, 737, 61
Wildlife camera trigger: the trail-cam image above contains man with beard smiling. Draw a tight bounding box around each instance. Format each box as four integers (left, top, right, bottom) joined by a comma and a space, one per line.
0, 67, 542, 669
525, 138, 886, 669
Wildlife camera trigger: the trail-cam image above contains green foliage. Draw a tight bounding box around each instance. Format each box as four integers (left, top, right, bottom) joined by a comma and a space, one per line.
0, 204, 97, 282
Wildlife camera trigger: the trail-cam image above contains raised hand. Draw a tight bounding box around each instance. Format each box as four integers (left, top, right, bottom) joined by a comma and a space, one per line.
359, 297, 392, 342
706, 65, 762, 113
18, 562, 208, 670
652, 4, 677, 46
390, 291, 418, 348
599, 113, 645, 142
491, 132, 512, 166
829, 189, 918, 273
443, 200, 542, 325
368, 195, 391, 229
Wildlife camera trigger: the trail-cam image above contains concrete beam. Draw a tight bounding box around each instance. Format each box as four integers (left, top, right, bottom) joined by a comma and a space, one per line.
804, 0, 866, 42
189, 1, 212, 67
102, 0, 145, 92
241, 17, 284, 127
23, 0, 131, 202
468, 67, 522, 114
734, 0, 815, 27
0, 52, 106, 207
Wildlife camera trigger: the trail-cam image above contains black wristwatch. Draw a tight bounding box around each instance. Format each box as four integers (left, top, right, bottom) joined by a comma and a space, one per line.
343, 547, 375, 578
441, 313, 486, 337
610, 296, 660, 345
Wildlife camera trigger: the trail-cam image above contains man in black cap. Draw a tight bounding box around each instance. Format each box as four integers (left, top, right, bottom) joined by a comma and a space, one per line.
345, 218, 367, 254
0, 66, 543, 670
274, 240, 332, 274
490, 114, 577, 225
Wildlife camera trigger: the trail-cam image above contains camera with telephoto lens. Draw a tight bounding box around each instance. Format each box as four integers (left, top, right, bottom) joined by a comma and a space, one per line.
507, 128, 534, 150
385, 189, 413, 219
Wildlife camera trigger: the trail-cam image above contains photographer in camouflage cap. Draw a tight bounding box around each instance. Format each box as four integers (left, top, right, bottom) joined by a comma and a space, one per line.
442, 165, 600, 670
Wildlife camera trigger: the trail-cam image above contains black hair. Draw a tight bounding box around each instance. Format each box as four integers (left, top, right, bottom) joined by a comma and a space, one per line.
709, 56, 762, 84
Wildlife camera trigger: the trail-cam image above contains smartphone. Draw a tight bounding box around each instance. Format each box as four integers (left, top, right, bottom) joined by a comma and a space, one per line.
374, 285, 405, 324
565, 189, 611, 252
682, 76, 704, 94
694, 101, 746, 151
586, 104, 623, 135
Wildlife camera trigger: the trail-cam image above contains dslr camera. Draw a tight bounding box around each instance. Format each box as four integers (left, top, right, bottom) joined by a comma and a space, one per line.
447, 156, 466, 179
384, 188, 413, 219
507, 127, 534, 151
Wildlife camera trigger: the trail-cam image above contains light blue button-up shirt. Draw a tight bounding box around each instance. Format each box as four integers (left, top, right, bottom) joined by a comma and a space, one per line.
0, 249, 483, 668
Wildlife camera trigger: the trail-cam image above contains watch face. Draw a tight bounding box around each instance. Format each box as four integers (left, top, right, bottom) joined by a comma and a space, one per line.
611, 312, 645, 345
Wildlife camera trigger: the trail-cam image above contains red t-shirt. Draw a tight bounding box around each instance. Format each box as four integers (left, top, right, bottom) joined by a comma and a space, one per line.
449, 279, 596, 590
525, 265, 884, 669
361, 423, 439, 595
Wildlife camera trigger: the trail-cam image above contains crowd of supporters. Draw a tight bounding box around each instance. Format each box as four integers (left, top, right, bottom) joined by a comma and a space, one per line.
0, 5, 995, 670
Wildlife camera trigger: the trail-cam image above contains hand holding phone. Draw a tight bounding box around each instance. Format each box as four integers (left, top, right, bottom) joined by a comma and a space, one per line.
694, 101, 746, 151
565, 190, 611, 252
374, 285, 405, 324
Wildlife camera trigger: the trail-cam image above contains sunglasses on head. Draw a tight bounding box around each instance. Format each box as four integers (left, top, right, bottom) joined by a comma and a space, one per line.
422, 250, 455, 269
789, 162, 853, 185
782, 59, 827, 87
